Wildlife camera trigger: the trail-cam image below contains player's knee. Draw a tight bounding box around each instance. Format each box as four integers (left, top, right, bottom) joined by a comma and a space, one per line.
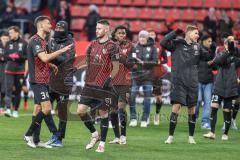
99, 110, 108, 118
118, 102, 126, 109
211, 103, 219, 108
188, 107, 196, 114
223, 108, 230, 112
172, 104, 181, 113
77, 104, 88, 115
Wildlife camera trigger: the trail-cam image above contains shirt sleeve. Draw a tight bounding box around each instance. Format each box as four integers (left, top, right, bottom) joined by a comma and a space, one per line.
109, 43, 120, 61
32, 39, 45, 56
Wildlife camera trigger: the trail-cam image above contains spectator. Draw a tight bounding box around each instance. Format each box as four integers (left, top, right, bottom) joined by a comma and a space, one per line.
218, 10, 233, 35
196, 34, 216, 130
48, 0, 59, 19
203, 8, 217, 41
123, 22, 133, 41
128, 30, 158, 128
56, 0, 71, 26
83, 4, 101, 41
0, 0, 7, 16
0, 2, 17, 29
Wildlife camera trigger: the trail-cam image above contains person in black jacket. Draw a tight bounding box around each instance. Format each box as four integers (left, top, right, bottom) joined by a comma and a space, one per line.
196, 34, 215, 130
84, 4, 101, 41
44, 20, 75, 147
160, 25, 200, 144
128, 30, 158, 128
0, 32, 10, 115
4, 26, 27, 118
204, 35, 240, 140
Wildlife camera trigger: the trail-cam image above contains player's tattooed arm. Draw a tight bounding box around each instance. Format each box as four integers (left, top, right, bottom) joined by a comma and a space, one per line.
111, 61, 119, 79
38, 44, 73, 63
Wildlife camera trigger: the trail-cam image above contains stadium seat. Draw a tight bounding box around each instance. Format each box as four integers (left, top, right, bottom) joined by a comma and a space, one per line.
195, 9, 208, 21
233, 0, 240, 9
175, 0, 189, 8
132, 0, 146, 6
124, 7, 138, 19
99, 6, 110, 18
119, 0, 132, 6
152, 8, 166, 20
227, 10, 238, 21
189, 0, 203, 8
147, 0, 160, 7
181, 9, 194, 21
145, 21, 159, 32
217, 0, 232, 9
215, 9, 222, 19
167, 9, 180, 21
204, 0, 216, 8
71, 19, 86, 30
90, 0, 104, 5
139, 8, 153, 20
105, 0, 118, 5
70, 6, 89, 17
110, 7, 123, 18
159, 22, 168, 32
131, 21, 143, 32
76, 0, 91, 4
172, 22, 188, 30
161, 0, 174, 7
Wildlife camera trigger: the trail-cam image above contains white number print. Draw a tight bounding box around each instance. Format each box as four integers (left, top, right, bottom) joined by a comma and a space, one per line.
40, 92, 49, 100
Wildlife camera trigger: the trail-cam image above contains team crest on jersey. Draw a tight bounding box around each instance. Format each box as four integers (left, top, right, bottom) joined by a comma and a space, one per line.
35, 45, 41, 53
9, 44, 13, 50
122, 49, 127, 54
102, 48, 107, 54
18, 43, 23, 51
147, 47, 151, 52
146, 53, 150, 58
136, 50, 139, 53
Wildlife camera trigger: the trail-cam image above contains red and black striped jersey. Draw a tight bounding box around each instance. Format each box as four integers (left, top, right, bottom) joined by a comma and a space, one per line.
112, 39, 133, 86
85, 39, 119, 87
27, 34, 50, 84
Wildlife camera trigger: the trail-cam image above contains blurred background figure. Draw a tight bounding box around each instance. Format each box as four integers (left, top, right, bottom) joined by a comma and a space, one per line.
83, 4, 101, 41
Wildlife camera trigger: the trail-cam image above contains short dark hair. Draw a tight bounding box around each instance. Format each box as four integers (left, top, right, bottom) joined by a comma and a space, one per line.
8, 26, 20, 33
34, 16, 51, 27
97, 19, 110, 26
112, 25, 128, 40
201, 34, 212, 41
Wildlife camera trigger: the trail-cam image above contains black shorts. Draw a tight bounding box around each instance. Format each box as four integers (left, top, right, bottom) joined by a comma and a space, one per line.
152, 79, 162, 95
114, 85, 130, 103
30, 83, 50, 104
79, 86, 102, 108
238, 85, 240, 96
211, 94, 235, 109
170, 83, 198, 107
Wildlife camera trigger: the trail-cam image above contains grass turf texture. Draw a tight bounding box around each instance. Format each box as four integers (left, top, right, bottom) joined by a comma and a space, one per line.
0, 99, 240, 160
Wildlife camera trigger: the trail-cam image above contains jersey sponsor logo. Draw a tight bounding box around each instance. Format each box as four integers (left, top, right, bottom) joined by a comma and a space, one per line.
147, 47, 151, 52
132, 52, 137, 58
9, 44, 13, 50
18, 43, 23, 51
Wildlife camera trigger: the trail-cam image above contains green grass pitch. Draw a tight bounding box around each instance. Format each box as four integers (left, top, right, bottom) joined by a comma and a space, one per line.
0, 99, 239, 160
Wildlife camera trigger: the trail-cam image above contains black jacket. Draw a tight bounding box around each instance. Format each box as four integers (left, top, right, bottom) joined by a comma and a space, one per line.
0, 42, 6, 73
160, 31, 200, 88
198, 44, 215, 84
127, 38, 158, 82
4, 37, 27, 74
49, 33, 75, 66
213, 50, 240, 98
